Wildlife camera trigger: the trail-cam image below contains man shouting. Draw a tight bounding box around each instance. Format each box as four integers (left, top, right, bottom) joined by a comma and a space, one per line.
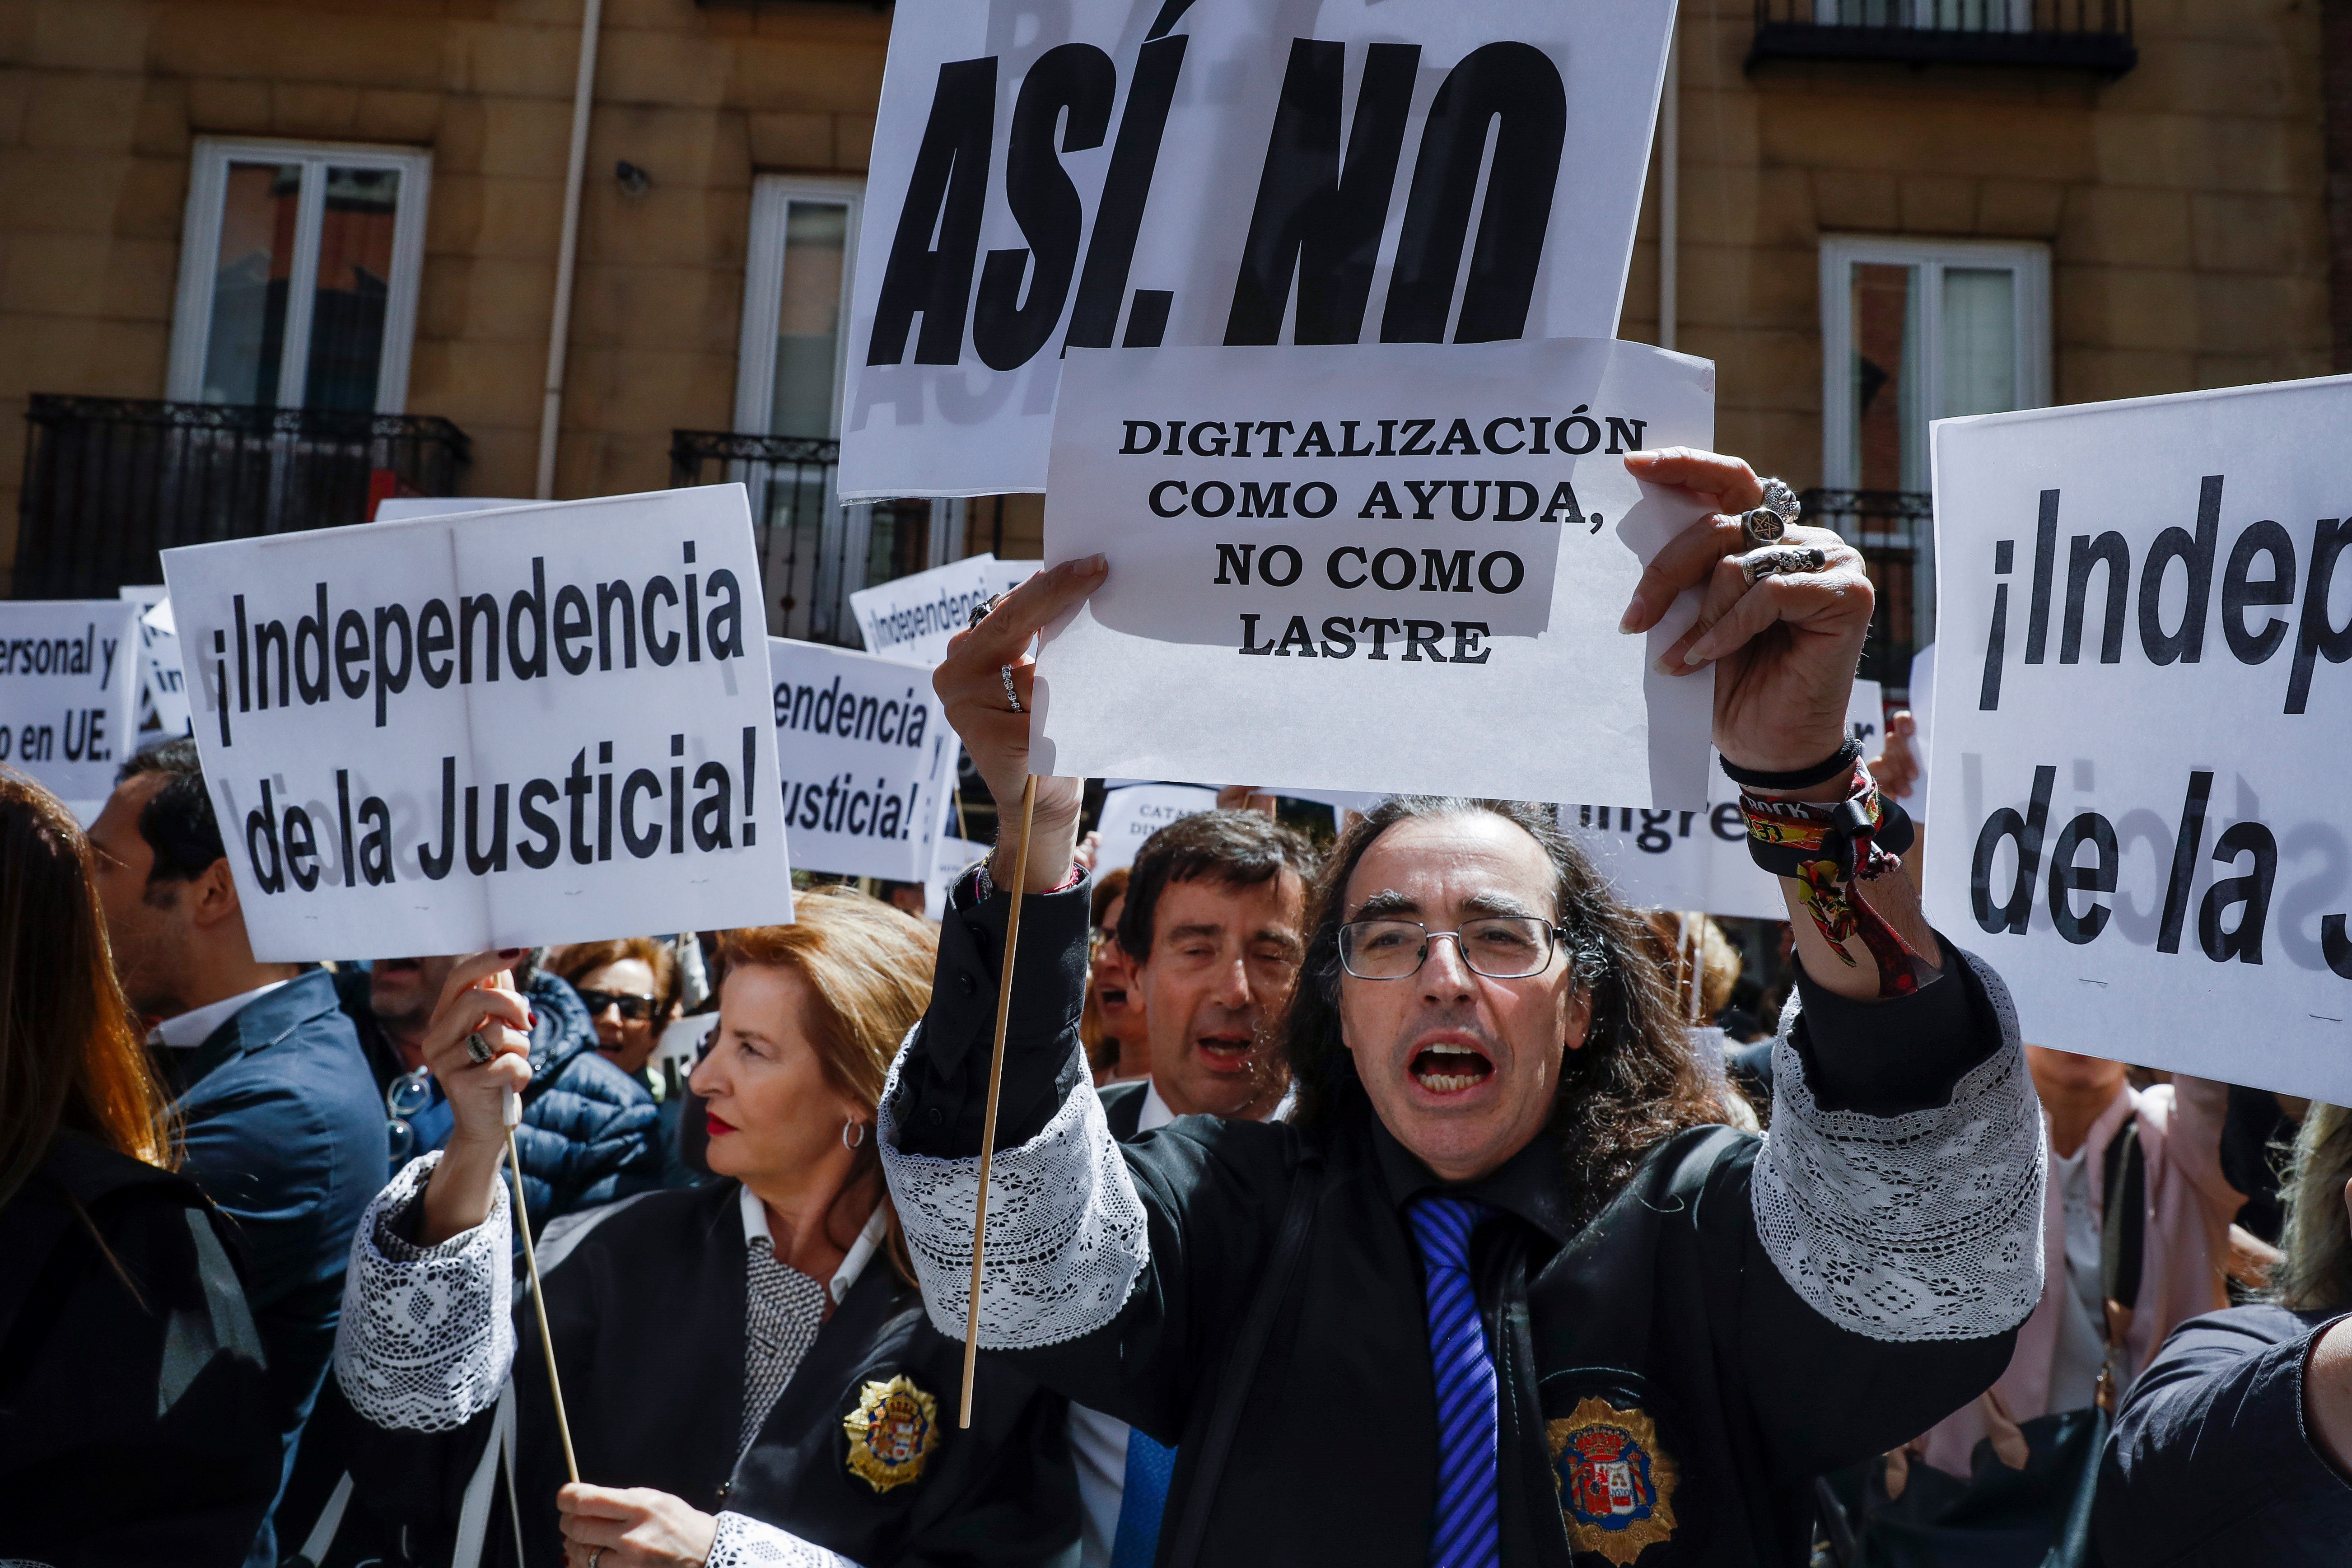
881, 450, 2045, 1567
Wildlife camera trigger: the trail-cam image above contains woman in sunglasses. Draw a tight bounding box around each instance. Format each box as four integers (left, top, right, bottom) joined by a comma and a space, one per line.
548, 938, 681, 1083
327, 889, 1079, 1568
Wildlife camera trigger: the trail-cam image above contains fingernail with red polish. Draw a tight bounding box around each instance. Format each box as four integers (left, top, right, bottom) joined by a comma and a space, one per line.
499, 948, 525, 958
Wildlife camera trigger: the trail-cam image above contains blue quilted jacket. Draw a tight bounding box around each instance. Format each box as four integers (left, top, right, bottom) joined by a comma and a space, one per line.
339, 969, 663, 1227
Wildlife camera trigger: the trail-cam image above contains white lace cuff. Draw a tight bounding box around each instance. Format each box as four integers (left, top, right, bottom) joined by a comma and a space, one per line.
1750, 959, 2047, 1344
878, 1034, 1149, 1349
706, 1512, 862, 1567
331, 1152, 517, 1431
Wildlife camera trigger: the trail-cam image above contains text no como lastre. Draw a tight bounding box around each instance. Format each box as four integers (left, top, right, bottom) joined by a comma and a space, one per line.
206, 541, 747, 744
236, 728, 763, 897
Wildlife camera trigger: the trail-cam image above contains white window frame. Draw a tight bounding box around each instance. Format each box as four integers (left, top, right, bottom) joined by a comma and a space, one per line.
735, 173, 865, 439
1818, 234, 2050, 492
167, 137, 432, 412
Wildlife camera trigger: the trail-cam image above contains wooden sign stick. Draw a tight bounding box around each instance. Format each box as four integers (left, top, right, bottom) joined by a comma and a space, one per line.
506, 1103, 580, 1482
960, 772, 1038, 1428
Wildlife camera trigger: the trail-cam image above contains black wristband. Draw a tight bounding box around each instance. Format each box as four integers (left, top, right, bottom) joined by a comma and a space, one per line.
1717, 734, 1860, 791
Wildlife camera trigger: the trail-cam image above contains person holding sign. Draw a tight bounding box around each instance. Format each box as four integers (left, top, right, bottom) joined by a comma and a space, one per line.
881, 452, 2047, 1567
327, 890, 1078, 1568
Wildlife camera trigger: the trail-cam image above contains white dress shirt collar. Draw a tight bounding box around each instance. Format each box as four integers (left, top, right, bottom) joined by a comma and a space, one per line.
1138, 1078, 1176, 1134
739, 1184, 891, 1307
147, 979, 293, 1050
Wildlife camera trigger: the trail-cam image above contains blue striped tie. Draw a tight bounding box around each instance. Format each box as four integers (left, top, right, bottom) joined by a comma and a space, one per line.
1409, 1195, 1500, 1568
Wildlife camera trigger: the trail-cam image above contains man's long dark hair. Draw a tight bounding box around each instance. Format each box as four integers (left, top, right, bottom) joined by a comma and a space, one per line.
1285, 797, 1727, 1228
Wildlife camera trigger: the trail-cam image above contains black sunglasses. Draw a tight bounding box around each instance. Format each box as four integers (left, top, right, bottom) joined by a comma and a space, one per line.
577, 988, 658, 1021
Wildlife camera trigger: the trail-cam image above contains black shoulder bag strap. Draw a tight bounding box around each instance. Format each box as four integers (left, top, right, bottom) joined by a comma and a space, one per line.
2045, 1113, 2146, 1568
2098, 1112, 2148, 1401
1160, 1148, 1328, 1568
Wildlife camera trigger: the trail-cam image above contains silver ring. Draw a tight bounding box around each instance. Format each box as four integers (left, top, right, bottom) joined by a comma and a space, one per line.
588, 1549, 605, 1568
1000, 664, 1023, 714
1741, 544, 1827, 587
1741, 477, 1801, 548
465, 1030, 494, 1064
970, 593, 1008, 632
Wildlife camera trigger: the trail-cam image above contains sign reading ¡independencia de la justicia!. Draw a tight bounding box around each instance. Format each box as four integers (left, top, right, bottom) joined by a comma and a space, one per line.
162, 488, 794, 960
1927, 374, 2352, 1101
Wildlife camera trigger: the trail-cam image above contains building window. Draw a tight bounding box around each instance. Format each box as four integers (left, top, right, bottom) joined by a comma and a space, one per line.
728, 174, 957, 641
1818, 236, 2049, 680
166, 139, 432, 412
736, 174, 863, 440
1811, 0, 2030, 28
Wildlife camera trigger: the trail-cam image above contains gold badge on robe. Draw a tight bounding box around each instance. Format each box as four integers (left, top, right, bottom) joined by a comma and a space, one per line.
1548, 1396, 1679, 1565
842, 1373, 941, 1493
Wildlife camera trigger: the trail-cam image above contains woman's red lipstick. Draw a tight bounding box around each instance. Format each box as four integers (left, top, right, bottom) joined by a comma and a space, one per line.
706, 1111, 736, 1137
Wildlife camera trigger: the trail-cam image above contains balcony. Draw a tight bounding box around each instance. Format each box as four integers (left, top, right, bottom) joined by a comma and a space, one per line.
668, 429, 946, 647
1801, 488, 1935, 698
1751, 0, 2137, 75
14, 396, 469, 599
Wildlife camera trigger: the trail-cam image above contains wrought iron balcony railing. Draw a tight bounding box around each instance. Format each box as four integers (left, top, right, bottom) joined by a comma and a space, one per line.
1752, 0, 2136, 74
1801, 487, 1936, 699
14, 396, 469, 600
668, 429, 943, 648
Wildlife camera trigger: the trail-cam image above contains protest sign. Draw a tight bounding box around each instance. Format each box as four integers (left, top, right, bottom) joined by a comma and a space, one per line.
160, 487, 793, 961
927, 834, 991, 920
1031, 337, 1717, 805
840, 0, 1676, 501
1559, 684, 1881, 920
1925, 375, 2352, 1101
849, 554, 1038, 667
1093, 783, 1218, 873
374, 497, 533, 522
0, 600, 141, 822
770, 636, 958, 881
119, 587, 194, 752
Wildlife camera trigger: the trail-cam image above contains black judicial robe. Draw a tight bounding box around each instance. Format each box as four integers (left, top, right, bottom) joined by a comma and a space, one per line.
338, 1177, 1079, 1567
889, 876, 2038, 1568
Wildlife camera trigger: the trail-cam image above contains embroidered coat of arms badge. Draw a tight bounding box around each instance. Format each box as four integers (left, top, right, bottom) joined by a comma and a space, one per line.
842, 1373, 941, 1493
1547, 1395, 1680, 1565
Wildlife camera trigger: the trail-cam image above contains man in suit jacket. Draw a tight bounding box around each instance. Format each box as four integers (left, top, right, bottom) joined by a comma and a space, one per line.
88, 739, 385, 1568
1078, 808, 1321, 1568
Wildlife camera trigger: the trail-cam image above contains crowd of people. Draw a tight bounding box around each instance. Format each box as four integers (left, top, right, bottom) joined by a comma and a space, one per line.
4, 448, 2348, 1567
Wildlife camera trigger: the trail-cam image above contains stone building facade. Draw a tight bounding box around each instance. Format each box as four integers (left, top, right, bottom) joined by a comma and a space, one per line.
3, 0, 2345, 669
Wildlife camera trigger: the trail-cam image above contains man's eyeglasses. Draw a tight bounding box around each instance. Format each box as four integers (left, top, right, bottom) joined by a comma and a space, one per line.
1337, 917, 1568, 981
578, 989, 658, 1021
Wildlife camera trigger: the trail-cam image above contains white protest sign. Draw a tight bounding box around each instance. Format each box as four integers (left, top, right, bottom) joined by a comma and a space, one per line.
1560, 686, 1879, 920
1896, 643, 1936, 810
374, 497, 533, 522
119, 587, 194, 752
1032, 338, 1716, 804
848, 554, 1038, 668
840, 0, 1677, 500
770, 636, 958, 881
1093, 783, 1219, 873
927, 834, 991, 920
161, 488, 793, 961
0, 601, 141, 822
1927, 375, 2352, 1101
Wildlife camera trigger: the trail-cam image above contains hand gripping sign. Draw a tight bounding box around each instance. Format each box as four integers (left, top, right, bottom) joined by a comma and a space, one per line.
770, 636, 959, 882
0, 600, 141, 823
841, 0, 1677, 501
849, 554, 1039, 669
1927, 374, 2352, 1102
1031, 337, 1718, 807
161, 488, 794, 961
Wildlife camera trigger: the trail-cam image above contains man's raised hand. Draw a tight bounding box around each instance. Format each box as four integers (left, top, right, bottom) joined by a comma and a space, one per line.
1619, 448, 1874, 779
933, 554, 1107, 892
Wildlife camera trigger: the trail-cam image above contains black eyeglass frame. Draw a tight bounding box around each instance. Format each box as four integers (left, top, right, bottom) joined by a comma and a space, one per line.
1335, 916, 1573, 981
